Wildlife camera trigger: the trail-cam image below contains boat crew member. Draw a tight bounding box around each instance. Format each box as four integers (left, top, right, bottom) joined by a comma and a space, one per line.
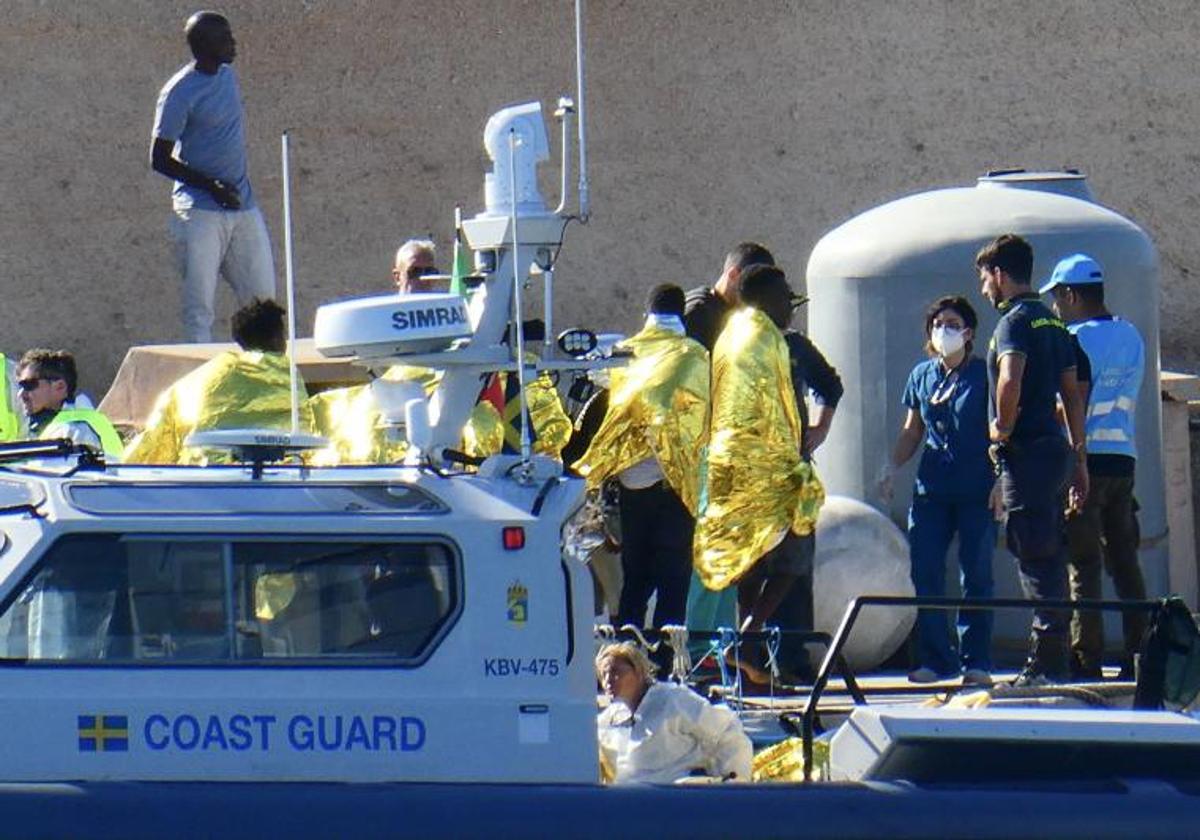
1042, 254, 1148, 681
693, 265, 825, 677
151, 11, 276, 343
574, 284, 709, 641
596, 642, 752, 784
124, 299, 311, 464
881, 296, 996, 687
977, 234, 1089, 686
392, 239, 439, 294
772, 307, 842, 682
17, 349, 122, 459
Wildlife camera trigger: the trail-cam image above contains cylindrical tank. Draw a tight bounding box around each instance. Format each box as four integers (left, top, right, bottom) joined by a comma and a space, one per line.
806, 171, 1163, 657
813, 496, 915, 671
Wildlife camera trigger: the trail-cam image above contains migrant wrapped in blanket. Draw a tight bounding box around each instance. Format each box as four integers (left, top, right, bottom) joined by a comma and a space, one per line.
123, 351, 313, 465
306, 365, 544, 465
307, 383, 408, 466
572, 323, 709, 514
693, 307, 825, 590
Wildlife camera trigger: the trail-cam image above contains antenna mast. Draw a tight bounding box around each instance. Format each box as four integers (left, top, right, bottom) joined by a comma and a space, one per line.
281, 131, 301, 434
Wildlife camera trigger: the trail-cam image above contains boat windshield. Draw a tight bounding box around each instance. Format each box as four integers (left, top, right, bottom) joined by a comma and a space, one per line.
0, 534, 460, 665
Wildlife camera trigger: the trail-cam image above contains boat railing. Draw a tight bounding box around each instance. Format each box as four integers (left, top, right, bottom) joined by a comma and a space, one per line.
800, 594, 1164, 780
594, 625, 863, 699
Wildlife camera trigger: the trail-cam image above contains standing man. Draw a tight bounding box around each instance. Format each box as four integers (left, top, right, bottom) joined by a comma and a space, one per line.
684, 242, 776, 667
684, 242, 775, 352
392, 239, 439, 294
977, 234, 1089, 686
574, 284, 709, 638
694, 265, 825, 679
16, 350, 122, 459
151, 11, 275, 343
1042, 253, 1147, 680
771, 319, 842, 681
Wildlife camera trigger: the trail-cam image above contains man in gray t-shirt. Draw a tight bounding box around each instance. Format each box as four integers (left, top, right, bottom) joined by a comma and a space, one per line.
150, 11, 275, 343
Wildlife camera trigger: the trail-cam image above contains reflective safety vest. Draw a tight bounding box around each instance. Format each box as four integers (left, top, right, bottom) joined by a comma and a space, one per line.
40, 408, 124, 459
0, 354, 20, 442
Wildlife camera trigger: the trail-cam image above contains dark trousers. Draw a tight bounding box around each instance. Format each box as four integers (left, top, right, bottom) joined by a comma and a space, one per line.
616, 481, 694, 630
908, 495, 996, 674
769, 534, 816, 677
998, 435, 1074, 676
1065, 473, 1147, 672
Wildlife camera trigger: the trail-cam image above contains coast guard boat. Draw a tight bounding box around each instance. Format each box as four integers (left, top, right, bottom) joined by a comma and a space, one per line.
1, 6, 1199, 836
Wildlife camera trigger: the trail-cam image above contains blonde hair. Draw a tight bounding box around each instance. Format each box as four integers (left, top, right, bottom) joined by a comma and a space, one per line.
595, 641, 657, 686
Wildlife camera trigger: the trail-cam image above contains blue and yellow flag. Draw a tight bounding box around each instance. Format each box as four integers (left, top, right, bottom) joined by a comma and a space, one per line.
78, 714, 129, 752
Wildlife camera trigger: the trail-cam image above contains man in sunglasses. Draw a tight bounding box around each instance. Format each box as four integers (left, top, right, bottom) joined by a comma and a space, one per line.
392, 239, 440, 294
16, 350, 122, 459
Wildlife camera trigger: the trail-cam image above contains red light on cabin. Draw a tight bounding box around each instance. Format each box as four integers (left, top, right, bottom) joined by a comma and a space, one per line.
502, 526, 526, 550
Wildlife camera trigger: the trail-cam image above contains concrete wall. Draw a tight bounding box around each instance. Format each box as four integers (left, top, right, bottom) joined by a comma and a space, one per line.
2, 1, 1200, 398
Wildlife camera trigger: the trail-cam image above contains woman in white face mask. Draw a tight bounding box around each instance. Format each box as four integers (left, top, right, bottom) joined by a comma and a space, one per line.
877, 296, 997, 687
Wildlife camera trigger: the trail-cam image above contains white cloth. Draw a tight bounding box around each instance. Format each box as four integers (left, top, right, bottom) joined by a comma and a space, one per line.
169, 206, 276, 343
645, 313, 685, 335
618, 455, 665, 490
598, 681, 753, 784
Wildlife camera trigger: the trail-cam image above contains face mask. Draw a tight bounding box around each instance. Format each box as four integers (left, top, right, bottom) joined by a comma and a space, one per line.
930, 325, 966, 357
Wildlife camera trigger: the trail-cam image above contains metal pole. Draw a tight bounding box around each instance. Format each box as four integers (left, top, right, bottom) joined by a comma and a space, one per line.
574, 0, 590, 221
280, 131, 300, 435
508, 129, 532, 466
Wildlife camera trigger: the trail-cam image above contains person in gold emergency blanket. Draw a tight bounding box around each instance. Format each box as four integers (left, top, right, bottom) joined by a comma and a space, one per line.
574, 285, 709, 633
124, 299, 313, 464
693, 265, 825, 672
307, 354, 571, 465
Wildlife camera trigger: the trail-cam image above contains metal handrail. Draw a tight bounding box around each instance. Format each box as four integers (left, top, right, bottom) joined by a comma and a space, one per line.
800, 594, 1163, 781
594, 626, 866, 703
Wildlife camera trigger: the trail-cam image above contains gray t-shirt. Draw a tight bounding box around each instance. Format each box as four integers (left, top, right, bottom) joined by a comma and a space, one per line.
152, 63, 255, 212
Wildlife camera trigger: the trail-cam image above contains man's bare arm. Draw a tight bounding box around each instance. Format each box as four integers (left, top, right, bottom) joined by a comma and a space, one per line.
1060, 367, 1090, 510
991, 352, 1025, 440
149, 137, 240, 209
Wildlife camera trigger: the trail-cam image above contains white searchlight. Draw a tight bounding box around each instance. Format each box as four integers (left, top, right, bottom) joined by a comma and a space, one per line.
482, 101, 551, 218
313, 293, 473, 360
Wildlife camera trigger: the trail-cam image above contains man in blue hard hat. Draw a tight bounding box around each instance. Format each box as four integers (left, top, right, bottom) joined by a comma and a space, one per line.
1042, 253, 1147, 681
977, 234, 1089, 686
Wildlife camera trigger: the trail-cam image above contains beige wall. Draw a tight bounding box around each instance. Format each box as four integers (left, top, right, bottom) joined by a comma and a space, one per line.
3, 1, 1199, 398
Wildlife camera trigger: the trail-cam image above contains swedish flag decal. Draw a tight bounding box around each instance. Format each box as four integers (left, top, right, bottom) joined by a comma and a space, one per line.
78, 714, 129, 752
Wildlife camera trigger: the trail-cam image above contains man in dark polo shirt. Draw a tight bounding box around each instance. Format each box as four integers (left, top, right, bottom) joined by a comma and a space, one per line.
684, 242, 775, 352
976, 234, 1089, 685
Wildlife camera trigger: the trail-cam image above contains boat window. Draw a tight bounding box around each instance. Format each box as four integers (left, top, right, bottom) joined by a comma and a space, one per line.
0, 534, 459, 665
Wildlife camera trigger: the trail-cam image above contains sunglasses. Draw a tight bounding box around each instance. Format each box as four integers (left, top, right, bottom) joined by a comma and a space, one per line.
405, 265, 438, 279
17, 376, 61, 392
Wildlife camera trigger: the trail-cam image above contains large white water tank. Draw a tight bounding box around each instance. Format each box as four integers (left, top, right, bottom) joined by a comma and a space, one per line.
806, 171, 1163, 656
814, 496, 915, 671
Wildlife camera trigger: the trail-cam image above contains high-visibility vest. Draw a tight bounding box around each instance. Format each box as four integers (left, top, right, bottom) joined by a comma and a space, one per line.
40, 408, 123, 459
0, 355, 20, 442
